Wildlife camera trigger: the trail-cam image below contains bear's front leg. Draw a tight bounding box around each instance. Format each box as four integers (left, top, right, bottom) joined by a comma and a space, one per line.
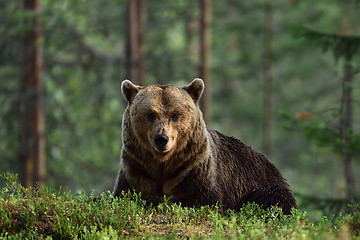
141, 195, 165, 207
168, 174, 221, 208
113, 170, 132, 197
245, 185, 297, 214
142, 186, 220, 208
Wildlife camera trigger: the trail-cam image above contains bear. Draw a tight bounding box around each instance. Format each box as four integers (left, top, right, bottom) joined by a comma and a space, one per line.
113, 78, 297, 214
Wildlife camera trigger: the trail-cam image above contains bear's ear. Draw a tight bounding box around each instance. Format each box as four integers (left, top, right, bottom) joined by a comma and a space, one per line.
183, 78, 205, 103
121, 79, 141, 103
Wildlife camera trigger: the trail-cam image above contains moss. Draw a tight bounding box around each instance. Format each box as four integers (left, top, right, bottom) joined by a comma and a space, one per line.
1, 173, 359, 239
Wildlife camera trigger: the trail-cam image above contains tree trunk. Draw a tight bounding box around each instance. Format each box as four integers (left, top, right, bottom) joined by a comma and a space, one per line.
200, 0, 211, 124
262, 3, 273, 156
339, 1, 356, 211
185, 0, 198, 80
339, 58, 356, 210
126, 0, 146, 85
20, 0, 45, 188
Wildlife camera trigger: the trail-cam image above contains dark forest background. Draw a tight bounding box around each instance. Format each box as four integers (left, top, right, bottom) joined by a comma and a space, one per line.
1, 0, 359, 218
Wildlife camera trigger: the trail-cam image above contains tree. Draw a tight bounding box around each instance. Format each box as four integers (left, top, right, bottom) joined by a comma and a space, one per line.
200, 0, 211, 124
126, 0, 146, 85
262, 2, 273, 156
19, 0, 45, 187
295, 25, 360, 210
340, 55, 355, 208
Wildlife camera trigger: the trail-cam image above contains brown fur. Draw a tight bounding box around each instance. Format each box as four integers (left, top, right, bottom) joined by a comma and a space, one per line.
114, 79, 297, 214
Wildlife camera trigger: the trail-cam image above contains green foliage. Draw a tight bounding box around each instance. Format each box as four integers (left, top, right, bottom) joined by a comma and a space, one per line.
295, 192, 351, 216
0, 173, 359, 239
0, 173, 148, 239
347, 204, 360, 236
281, 111, 360, 157
294, 26, 360, 60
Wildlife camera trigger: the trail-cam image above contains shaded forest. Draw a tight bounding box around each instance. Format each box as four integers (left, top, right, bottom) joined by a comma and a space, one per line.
1, 0, 360, 218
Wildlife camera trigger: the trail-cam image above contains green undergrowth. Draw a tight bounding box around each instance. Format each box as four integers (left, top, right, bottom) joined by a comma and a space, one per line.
0, 173, 359, 239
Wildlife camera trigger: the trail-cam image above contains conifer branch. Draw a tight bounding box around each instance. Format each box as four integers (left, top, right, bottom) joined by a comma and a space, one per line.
295, 26, 360, 61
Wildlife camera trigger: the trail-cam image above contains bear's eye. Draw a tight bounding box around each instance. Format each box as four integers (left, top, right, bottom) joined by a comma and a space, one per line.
148, 113, 156, 122
170, 113, 178, 122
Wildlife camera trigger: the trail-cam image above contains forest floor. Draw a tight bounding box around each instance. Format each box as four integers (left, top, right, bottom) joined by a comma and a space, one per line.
0, 173, 359, 239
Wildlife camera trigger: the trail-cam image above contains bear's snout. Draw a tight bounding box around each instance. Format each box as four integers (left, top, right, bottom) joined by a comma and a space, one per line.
154, 134, 169, 151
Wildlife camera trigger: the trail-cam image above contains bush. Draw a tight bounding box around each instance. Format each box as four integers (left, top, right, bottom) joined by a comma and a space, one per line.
0, 172, 358, 239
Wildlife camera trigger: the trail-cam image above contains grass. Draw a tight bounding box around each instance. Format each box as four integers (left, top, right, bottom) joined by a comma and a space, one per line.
0, 172, 359, 239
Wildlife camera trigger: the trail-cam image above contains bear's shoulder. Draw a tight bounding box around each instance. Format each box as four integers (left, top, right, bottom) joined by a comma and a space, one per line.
208, 128, 269, 163
208, 128, 250, 151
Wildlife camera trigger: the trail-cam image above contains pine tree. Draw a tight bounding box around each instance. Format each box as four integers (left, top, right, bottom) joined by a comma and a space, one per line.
126, 0, 146, 85
20, 0, 45, 187
200, 0, 212, 124
295, 25, 360, 211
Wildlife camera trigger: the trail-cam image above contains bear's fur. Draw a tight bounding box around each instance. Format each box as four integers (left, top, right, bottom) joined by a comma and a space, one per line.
114, 78, 297, 214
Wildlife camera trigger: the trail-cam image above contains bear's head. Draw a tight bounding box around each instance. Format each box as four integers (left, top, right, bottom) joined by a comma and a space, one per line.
121, 78, 205, 162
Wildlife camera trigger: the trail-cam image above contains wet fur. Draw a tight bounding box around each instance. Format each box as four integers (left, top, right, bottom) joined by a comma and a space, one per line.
114, 79, 297, 214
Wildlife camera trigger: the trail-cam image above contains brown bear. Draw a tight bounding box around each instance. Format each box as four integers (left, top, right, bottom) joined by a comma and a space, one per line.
113, 78, 297, 214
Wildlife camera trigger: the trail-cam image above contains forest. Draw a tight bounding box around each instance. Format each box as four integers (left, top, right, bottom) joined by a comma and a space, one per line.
1, 0, 360, 225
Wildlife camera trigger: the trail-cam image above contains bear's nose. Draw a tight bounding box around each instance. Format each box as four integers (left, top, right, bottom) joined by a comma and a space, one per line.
154, 134, 169, 150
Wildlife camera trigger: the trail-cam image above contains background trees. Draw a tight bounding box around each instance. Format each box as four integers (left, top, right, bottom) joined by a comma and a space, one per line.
0, 0, 359, 217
